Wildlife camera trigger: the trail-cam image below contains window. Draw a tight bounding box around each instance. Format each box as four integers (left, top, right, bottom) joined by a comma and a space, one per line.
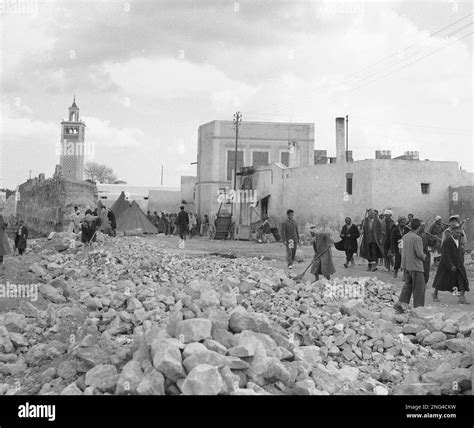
346, 173, 353, 195
421, 183, 430, 194
280, 151, 289, 167
100, 196, 107, 199
227, 150, 244, 181
252, 151, 269, 167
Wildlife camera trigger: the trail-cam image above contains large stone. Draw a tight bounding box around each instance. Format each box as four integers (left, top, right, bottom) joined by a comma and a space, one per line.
181, 364, 224, 395
183, 349, 227, 372
61, 383, 83, 395
393, 383, 442, 395
136, 369, 165, 395
3, 313, 27, 333
85, 364, 118, 392
182, 342, 208, 359
198, 290, 221, 308
203, 339, 227, 355
402, 324, 425, 335
421, 368, 471, 385
340, 299, 365, 316
444, 339, 472, 354
151, 339, 186, 381
457, 321, 474, 336
0, 327, 14, 354
116, 360, 144, 394
39, 284, 66, 303
29, 263, 47, 277
423, 332, 447, 346
57, 361, 77, 380
228, 306, 273, 335
311, 365, 343, 394
211, 326, 235, 349
175, 319, 212, 344
293, 346, 322, 367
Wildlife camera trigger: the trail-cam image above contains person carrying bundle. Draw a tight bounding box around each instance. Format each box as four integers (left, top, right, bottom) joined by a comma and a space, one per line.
309, 226, 335, 281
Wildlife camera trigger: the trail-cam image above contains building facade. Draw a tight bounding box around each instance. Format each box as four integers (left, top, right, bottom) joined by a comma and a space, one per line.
59, 97, 86, 182
195, 120, 315, 219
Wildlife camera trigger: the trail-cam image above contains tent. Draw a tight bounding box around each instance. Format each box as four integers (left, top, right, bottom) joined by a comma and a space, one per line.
116, 200, 158, 234
110, 191, 131, 220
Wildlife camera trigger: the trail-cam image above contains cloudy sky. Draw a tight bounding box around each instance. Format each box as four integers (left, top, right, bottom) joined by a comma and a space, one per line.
0, 0, 472, 189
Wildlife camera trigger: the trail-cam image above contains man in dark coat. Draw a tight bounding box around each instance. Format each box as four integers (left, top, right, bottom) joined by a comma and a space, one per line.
176, 206, 189, 241
339, 217, 360, 268
14, 220, 28, 256
419, 221, 437, 284
359, 209, 384, 272
429, 216, 445, 264
280, 209, 299, 269
390, 216, 410, 278
382, 210, 395, 271
393, 218, 426, 313
432, 226, 470, 304
107, 208, 116, 236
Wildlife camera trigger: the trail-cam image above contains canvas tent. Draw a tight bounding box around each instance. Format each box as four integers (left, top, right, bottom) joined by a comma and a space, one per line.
110, 191, 131, 220
116, 200, 157, 234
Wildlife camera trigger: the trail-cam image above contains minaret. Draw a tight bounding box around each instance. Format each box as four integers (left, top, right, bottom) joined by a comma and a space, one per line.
59, 96, 86, 181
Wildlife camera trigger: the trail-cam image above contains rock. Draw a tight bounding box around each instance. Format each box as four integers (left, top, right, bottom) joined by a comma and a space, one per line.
57, 361, 77, 380
182, 342, 208, 359
181, 364, 224, 395
421, 368, 471, 385
457, 321, 474, 336
136, 369, 165, 395
442, 323, 458, 335
228, 307, 273, 335
393, 383, 441, 395
402, 324, 425, 335
374, 385, 389, 395
73, 346, 110, 367
444, 339, 472, 354
29, 263, 47, 277
340, 299, 364, 316
311, 365, 343, 394
116, 360, 144, 394
227, 344, 256, 358
293, 346, 321, 366
423, 332, 447, 346
198, 290, 221, 308
211, 327, 235, 349
18, 301, 41, 318
175, 319, 212, 344
224, 356, 250, 370
0, 327, 14, 354
39, 284, 66, 303
61, 383, 83, 395
183, 349, 227, 372
150, 339, 186, 381
203, 339, 227, 355
8, 332, 28, 348
415, 329, 431, 343
85, 364, 118, 392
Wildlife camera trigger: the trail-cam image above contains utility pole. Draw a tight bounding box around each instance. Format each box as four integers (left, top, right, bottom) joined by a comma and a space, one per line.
29, 169, 32, 180
233, 111, 242, 191
345, 115, 349, 162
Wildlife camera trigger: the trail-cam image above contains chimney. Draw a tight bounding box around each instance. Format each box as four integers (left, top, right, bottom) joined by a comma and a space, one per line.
335, 117, 346, 163
288, 140, 300, 167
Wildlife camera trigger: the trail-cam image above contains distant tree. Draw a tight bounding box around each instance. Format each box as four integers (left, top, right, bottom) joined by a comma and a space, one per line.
84, 162, 118, 184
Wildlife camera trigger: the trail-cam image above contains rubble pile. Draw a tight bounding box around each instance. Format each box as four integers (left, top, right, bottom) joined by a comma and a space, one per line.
0, 237, 471, 396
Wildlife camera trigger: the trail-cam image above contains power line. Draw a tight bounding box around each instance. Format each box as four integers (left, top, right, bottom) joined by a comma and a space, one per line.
347, 31, 473, 92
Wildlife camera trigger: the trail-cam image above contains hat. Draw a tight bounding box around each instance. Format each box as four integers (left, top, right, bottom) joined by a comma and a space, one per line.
449, 214, 460, 222
309, 224, 317, 230
383, 210, 393, 215
435, 215, 442, 221
84, 213, 93, 222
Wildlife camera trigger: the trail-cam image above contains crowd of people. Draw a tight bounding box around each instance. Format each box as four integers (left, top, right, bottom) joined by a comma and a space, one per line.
146, 208, 212, 239
281, 208, 470, 308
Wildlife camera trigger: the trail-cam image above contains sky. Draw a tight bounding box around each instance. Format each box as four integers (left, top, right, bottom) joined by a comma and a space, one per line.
0, 0, 472, 189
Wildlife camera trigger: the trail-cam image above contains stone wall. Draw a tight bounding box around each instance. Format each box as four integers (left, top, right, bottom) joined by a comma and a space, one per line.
16, 175, 97, 235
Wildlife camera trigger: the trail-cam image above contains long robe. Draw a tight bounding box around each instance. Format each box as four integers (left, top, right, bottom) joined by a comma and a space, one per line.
432, 236, 469, 292
339, 223, 360, 253
359, 217, 384, 260
310, 233, 335, 277
0, 215, 11, 256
